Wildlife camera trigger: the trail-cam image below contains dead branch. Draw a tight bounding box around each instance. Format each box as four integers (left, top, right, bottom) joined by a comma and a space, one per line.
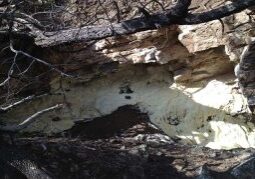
0, 94, 48, 113
9, 42, 73, 78
0, 104, 63, 132
0, 76, 11, 87
180, 0, 255, 24
0, 95, 35, 113
33, 0, 255, 47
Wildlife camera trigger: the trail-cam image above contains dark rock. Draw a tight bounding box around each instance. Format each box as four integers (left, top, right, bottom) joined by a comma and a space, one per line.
231, 157, 255, 179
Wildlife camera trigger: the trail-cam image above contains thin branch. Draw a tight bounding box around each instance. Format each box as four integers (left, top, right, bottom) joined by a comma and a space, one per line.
0, 104, 63, 132
9, 42, 74, 78
0, 76, 11, 87
180, 0, 255, 24
0, 95, 35, 113
112, 1, 121, 23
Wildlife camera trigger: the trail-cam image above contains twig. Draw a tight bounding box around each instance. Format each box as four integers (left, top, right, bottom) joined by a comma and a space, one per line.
0, 104, 64, 132
112, 1, 121, 23
0, 76, 11, 87
9, 42, 74, 78
0, 95, 35, 112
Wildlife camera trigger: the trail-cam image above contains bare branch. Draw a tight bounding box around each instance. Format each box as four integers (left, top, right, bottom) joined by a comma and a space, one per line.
0, 95, 35, 113
34, 0, 255, 47
0, 76, 11, 87
0, 104, 63, 132
112, 1, 121, 23
180, 0, 255, 24
0, 94, 48, 113
35, 0, 191, 46
9, 42, 74, 78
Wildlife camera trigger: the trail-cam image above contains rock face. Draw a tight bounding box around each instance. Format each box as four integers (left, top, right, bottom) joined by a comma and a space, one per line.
2, 1, 255, 151
8, 107, 255, 178
235, 40, 255, 111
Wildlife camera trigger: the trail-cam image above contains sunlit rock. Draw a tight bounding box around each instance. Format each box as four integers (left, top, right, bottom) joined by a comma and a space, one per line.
3, 8, 255, 150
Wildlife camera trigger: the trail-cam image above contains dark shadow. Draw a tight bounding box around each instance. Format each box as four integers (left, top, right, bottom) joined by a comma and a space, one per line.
67, 105, 158, 139
0, 160, 27, 179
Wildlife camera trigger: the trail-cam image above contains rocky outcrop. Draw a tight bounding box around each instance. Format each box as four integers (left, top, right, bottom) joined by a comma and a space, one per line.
12, 108, 255, 178
235, 39, 255, 112
2, 1, 255, 151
